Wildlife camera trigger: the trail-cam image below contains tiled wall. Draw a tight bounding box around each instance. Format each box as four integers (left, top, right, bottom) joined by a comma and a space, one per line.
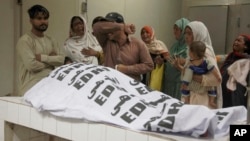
0, 97, 174, 141
0, 97, 230, 141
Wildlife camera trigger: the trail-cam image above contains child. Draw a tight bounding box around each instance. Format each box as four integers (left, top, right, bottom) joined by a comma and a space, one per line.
181, 41, 221, 108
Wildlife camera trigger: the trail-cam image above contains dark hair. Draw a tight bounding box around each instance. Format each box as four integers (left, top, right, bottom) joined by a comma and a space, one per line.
242, 35, 250, 54
70, 16, 84, 29
189, 41, 206, 59
92, 16, 105, 26
28, 5, 49, 19
64, 56, 73, 64
105, 12, 124, 23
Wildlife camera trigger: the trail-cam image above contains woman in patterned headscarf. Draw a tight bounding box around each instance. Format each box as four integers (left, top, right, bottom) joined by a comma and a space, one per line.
161, 18, 190, 100
63, 16, 103, 65
182, 21, 222, 109
141, 25, 168, 91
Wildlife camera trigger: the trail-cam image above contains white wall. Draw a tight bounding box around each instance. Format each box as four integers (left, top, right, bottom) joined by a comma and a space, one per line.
182, 0, 250, 54
87, 0, 182, 48
5, 0, 249, 96
0, 0, 182, 96
1, 0, 249, 96
0, 0, 15, 96
20, 0, 181, 51
21, 0, 84, 48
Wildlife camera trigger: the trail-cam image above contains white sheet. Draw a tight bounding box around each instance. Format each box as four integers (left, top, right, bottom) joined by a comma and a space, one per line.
23, 63, 247, 138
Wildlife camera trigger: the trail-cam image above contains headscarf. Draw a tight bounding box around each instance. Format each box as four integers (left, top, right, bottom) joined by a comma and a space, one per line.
240, 34, 250, 54
141, 26, 155, 40
220, 34, 250, 73
141, 26, 168, 54
186, 21, 223, 109
170, 18, 190, 57
63, 16, 102, 65
241, 34, 250, 41
161, 18, 189, 100
186, 21, 216, 58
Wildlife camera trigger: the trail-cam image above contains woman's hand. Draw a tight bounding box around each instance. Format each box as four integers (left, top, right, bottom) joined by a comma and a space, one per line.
173, 57, 185, 71
192, 74, 203, 83
154, 55, 164, 65
81, 47, 99, 57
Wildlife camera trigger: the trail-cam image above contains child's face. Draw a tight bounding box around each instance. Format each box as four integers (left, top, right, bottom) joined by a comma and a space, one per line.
189, 50, 197, 60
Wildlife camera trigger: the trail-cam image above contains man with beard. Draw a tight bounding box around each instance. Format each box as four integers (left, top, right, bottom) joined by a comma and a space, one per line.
16, 5, 65, 96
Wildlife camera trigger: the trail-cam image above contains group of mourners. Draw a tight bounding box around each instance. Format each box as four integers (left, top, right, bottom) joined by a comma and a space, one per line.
16, 4, 250, 110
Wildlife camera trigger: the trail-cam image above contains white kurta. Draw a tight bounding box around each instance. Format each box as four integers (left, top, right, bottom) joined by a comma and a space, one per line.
63, 17, 102, 65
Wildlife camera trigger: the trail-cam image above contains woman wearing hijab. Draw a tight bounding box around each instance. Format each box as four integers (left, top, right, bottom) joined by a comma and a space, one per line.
63, 16, 103, 65
141, 26, 168, 91
220, 34, 250, 108
182, 21, 222, 109
161, 18, 190, 99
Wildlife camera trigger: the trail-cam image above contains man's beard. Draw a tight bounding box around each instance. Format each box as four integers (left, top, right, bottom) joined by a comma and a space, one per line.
34, 24, 48, 32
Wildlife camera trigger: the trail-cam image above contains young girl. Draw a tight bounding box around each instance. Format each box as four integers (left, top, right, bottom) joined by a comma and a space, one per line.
180, 41, 221, 108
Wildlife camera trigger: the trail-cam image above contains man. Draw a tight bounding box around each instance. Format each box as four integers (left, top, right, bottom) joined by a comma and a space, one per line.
16, 5, 65, 96
92, 12, 154, 82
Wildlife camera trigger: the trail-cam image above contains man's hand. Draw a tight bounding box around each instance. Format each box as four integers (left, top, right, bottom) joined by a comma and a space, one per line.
36, 51, 57, 62
116, 64, 127, 73
49, 51, 57, 56
130, 24, 136, 34
124, 24, 136, 34
35, 54, 41, 62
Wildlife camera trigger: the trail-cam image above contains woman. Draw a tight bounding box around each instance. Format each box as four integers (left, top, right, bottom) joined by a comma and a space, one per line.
140, 26, 168, 91
182, 21, 222, 109
63, 16, 103, 65
162, 18, 190, 99
220, 34, 250, 108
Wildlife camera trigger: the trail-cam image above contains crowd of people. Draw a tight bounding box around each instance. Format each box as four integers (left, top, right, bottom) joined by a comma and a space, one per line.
16, 4, 250, 110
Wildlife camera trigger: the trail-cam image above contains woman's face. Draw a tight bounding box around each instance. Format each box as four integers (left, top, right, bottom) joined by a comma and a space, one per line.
184, 27, 193, 46
71, 18, 85, 36
173, 24, 182, 40
141, 29, 151, 44
233, 35, 246, 53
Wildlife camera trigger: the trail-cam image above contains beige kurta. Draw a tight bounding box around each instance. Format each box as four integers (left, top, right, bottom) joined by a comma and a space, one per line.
16, 32, 65, 96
